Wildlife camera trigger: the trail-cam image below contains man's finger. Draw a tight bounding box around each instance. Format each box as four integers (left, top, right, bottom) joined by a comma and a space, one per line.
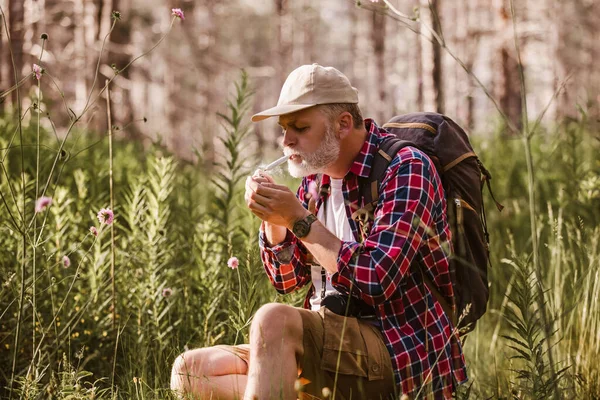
261, 182, 291, 192
247, 198, 271, 215
308, 198, 316, 214
247, 187, 273, 207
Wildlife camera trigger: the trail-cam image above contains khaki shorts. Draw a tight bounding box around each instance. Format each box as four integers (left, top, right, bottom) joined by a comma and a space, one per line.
218, 307, 396, 400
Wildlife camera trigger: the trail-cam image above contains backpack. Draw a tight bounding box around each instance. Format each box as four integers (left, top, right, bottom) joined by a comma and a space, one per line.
353, 112, 503, 334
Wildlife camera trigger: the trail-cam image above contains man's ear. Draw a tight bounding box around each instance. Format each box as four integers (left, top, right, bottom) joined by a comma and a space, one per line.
337, 112, 353, 139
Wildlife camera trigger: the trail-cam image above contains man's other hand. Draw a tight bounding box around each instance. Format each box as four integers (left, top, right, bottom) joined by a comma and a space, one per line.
244, 174, 307, 229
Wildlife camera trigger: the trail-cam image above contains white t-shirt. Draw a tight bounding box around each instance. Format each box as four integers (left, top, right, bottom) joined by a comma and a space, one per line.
309, 178, 355, 311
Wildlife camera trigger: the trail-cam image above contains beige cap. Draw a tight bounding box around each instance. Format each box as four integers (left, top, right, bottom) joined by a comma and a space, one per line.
252, 64, 359, 122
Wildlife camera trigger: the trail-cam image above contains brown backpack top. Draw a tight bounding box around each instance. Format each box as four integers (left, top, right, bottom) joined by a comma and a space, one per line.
353, 112, 503, 334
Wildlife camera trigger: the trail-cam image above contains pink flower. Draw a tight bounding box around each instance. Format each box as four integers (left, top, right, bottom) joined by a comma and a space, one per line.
35, 196, 52, 213
89, 226, 98, 237
227, 257, 239, 269
171, 8, 185, 20
97, 208, 114, 225
307, 181, 319, 201
62, 255, 71, 268
32, 64, 43, 80
162, 288, 173, 298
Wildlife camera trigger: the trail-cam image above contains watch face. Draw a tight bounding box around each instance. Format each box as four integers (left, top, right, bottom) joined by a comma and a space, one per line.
293, 220, 309, 238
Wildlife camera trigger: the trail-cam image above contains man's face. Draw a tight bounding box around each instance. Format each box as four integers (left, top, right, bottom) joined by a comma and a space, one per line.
278, 107, 341, 178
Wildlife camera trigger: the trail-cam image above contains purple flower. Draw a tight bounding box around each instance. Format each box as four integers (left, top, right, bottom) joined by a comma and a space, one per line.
89, 226, 98, 237
32, 64, 43, 80
35, 196, 52, 213
62, 255, 71, 268
171, 8, 185, 20
97, 208, 114, 225
227, 257, 239, 269
162, 288, 173, 298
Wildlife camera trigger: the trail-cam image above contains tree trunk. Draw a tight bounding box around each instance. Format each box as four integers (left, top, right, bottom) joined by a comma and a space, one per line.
73, 0, 87, 114
415, 0, 423, 111
8, 0, 24, 110
347, 1, 357, 84
419, 0, 443, 113
108, 0, 133, 129
0, 5, 6, 114
275, 0, 291, 86
371, 6, 387, 124
430, 0, 444, 114
493, 0, 522, 133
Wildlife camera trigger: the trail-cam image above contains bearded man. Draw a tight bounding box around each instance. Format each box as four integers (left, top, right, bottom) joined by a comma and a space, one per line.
170, 64, 467, 400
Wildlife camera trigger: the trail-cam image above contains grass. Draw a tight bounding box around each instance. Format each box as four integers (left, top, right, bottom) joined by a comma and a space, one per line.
1, 5, 599, 399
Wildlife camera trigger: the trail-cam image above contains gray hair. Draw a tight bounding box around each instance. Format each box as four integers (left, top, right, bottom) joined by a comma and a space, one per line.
318, 103, 364, 129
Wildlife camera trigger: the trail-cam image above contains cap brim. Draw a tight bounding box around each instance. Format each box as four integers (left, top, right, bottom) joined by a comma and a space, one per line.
251, 103, 316, 122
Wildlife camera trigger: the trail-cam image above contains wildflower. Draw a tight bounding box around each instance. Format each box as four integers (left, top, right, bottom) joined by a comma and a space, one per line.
322, 387, 332, 398
227, 257, 239, 269
32, 64, 43, 80
112, 11, 121, 20
171, 8, 185, 20
307, 181, 319, 201
90, 226, 98, 236
97, 208, 114, 225
62, 255, 71, 268
35, 196, 52, 213
162, 288, 173, 298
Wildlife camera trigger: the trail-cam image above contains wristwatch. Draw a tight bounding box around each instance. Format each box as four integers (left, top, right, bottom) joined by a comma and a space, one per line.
292, 214, 318, 238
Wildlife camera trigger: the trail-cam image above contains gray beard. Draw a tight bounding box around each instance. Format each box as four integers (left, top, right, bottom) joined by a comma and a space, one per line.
286, 125, 341, 178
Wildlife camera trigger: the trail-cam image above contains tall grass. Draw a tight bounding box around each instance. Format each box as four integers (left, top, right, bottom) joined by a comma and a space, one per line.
1, 7, 600, 400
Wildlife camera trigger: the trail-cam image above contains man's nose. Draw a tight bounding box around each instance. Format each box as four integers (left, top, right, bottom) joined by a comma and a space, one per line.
282, 129, 296, 148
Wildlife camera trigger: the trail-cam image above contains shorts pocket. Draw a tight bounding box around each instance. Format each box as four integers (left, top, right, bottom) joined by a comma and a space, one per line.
320, 308, 369, 378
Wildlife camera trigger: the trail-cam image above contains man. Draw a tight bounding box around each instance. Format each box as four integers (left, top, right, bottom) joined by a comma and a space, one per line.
170, 64, 467, 399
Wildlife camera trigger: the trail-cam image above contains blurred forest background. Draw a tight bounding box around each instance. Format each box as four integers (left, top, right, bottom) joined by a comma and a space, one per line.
1, 0, 600, 399
1, 0, 598, 159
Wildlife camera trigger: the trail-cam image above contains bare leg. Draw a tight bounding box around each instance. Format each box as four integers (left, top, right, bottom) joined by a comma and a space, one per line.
243, 303, 304, 400
170, 346, 250, 399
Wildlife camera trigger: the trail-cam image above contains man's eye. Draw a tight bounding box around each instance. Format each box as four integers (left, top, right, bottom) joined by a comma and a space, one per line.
296, 126, 308, 132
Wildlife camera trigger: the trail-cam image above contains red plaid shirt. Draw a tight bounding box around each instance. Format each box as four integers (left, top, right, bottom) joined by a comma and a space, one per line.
259, 120, 467, 398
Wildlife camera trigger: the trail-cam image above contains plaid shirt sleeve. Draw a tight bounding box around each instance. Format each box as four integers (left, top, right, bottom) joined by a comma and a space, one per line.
332, 148, 441, 306
258, 181, 312, 294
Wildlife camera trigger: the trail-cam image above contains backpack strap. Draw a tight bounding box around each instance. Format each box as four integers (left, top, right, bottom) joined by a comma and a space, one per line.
354, 138, 415, 212
351, 137, 457, 326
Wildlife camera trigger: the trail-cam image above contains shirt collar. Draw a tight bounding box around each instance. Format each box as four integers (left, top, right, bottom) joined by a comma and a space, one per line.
347, 119, 390, 179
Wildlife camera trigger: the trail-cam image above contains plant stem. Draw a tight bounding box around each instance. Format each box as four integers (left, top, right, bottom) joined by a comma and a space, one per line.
1, 3, 26, 397
106, 80, 116, 333
32, 36, 46, 382
510, 0, 560, 397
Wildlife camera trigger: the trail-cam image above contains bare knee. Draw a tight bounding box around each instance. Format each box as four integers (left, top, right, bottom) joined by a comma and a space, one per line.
250, 303, 303, 354
171, 351, 195, 394
170, 349, 212, 394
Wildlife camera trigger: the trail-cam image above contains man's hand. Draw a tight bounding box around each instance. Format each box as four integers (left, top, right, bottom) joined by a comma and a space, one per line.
245, 171, 308, 230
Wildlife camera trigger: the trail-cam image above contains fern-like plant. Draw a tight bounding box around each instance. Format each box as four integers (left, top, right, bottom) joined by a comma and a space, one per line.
501, 257, 570, 399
